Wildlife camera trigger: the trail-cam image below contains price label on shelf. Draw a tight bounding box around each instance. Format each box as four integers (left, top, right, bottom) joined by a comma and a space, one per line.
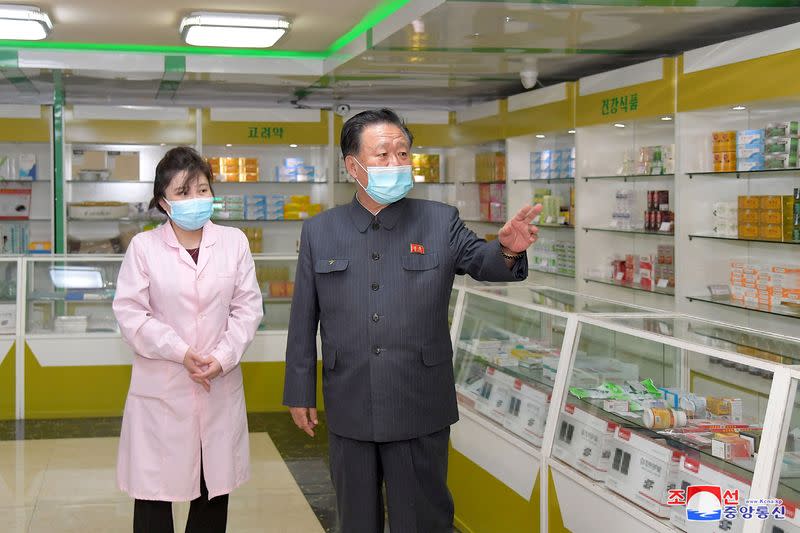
615, 272, 625, 281
657, 279, 669, 289
658, 322, 670, 335
659, 222, 671, 232
546, 216, 554, 224
558, 216, 566, 225
708, 284, 731, 297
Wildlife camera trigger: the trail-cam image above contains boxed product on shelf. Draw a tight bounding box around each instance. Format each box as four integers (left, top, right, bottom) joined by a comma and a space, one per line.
669, 455, 751, 533
712, 131, 736, 152
737, 129, 765, 149
553, 403, 617, 481
765, 136, 800, 155
412, 153, 440, 183
17, 154, 36, 180
0, 224, 29, 254
766, 121, 800, 137
472, 366, 516, 423
736, 195, 795, 241
54, 315, 88, 334
765, 153, 798, 169
72, 149, 108, 180
475, 151, 506, 182
612, 189, 634, 229
502, 379, 550, 447
68, 201, 126, 220
108, 151, 140, 181
605, 427, 683, 518
241, 227, 263, 253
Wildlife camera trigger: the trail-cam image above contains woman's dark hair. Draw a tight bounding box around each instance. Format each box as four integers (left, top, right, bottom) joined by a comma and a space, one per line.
340, 108, 414, 159
150, 146, 215, 215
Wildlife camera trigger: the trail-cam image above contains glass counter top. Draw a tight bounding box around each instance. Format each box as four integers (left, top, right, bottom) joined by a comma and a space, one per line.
470, 285, 660, 315
599, 316, 800, 365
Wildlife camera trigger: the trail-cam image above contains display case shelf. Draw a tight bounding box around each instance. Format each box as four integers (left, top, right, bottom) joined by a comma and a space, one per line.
583, 227, 674, 237
513, 178, 575, 184
584, 276, 675, 296
688, 168, 800, 179
687, 295, 800, 320
458, 181, 507, 185
66, 180, 155, 184
213, 180, 328, 185
530, 269, 575, 279
688, 232, 800, 246
583, 173, 674, 182
536, 224, 575, 230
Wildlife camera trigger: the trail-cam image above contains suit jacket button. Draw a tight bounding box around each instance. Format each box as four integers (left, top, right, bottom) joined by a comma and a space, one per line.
371, 252, 380, 261
373, 346, 381, 355
371, 222, 380, 231
372, 313, 380, 323
371, 282, 379, 291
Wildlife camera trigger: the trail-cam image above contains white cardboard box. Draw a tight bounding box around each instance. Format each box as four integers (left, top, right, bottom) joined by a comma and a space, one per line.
502, 379, 550, 447
605, 426, 682, 518
552, 403, 617, 481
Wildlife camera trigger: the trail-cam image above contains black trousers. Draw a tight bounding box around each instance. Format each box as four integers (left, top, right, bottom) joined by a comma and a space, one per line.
328, 427, 454, 533
133, 461, 229, 533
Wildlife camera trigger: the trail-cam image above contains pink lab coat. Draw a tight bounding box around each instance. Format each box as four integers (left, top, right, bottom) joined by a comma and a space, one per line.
113, 221, 263, 501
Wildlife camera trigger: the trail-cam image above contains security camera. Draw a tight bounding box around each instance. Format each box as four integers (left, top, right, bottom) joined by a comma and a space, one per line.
520, 69, 538, 90
335, 103, 351, 116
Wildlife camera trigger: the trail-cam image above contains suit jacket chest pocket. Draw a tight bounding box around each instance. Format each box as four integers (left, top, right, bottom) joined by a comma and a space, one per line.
401, 253, 439, 272
315, 259, 349, 276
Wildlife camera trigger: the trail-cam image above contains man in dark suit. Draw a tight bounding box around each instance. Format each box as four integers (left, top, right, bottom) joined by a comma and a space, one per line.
283, 108, 541, 532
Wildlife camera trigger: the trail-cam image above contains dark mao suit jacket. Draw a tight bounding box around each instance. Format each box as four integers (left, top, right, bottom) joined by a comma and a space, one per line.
283, 196, 528, 442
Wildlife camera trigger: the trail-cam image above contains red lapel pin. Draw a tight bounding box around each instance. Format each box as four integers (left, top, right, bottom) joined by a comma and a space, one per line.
410, 243, 425, 254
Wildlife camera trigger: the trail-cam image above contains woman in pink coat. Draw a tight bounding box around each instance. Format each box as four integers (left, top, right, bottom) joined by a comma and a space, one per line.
113, 147, 263, 533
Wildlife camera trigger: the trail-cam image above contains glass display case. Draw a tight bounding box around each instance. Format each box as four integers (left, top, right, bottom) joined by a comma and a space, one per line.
25, 256, 121, 335
253, 255, 297, 331
0, 258, 20, 337
453, 289, 570, 450
550, 314, 800, 533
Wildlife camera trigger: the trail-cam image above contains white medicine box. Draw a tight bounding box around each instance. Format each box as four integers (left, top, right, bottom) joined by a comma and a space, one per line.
605, 427, 682, 518
669, 455, 751, 533
552, 403, 617, 481
472, 367, 515, 425
502, 378, 550, 447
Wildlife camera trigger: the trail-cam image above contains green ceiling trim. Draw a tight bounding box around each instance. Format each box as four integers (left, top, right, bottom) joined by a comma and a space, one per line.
0, 39, 328, 58
0, 0, 415, 60
373, 45, 658, 55
0, 49, 37, 94
447, 0, 800, 6
326, 0, 411, 54
157, 55, 185, 100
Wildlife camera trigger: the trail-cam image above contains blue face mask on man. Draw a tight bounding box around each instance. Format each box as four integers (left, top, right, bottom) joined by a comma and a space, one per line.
166, 197, 214, 231
353, 158, 414, 205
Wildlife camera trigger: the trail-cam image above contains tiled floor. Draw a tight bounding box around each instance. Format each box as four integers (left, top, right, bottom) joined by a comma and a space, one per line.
0, 414, 460, 533
0, 424, 325, 532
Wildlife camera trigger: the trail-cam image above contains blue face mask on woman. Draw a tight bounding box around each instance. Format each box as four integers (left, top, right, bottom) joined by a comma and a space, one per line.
166, 197, 214, 231
354, 159, 414, 205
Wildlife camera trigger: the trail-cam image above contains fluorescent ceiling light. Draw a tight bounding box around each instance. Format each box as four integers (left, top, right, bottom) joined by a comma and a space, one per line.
661, 116, 673, 121
0, 5, 52, 41
535, 134, 545, 139
180, 12, 290, 48
614, 123, 626, 128
568, 130, 576, 134
732, 105, 747, 111
289, 144, 298, 148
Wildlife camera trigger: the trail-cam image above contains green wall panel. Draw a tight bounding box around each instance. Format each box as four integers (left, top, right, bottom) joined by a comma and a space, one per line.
24, 344, 131, 419
241, 361, 325, 413
0, 343, 15, 420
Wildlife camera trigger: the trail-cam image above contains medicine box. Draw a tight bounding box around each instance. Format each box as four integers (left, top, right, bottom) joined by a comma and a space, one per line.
502, 379, 550, 447
605, 427, 682, 518
552, 403, 617, 481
